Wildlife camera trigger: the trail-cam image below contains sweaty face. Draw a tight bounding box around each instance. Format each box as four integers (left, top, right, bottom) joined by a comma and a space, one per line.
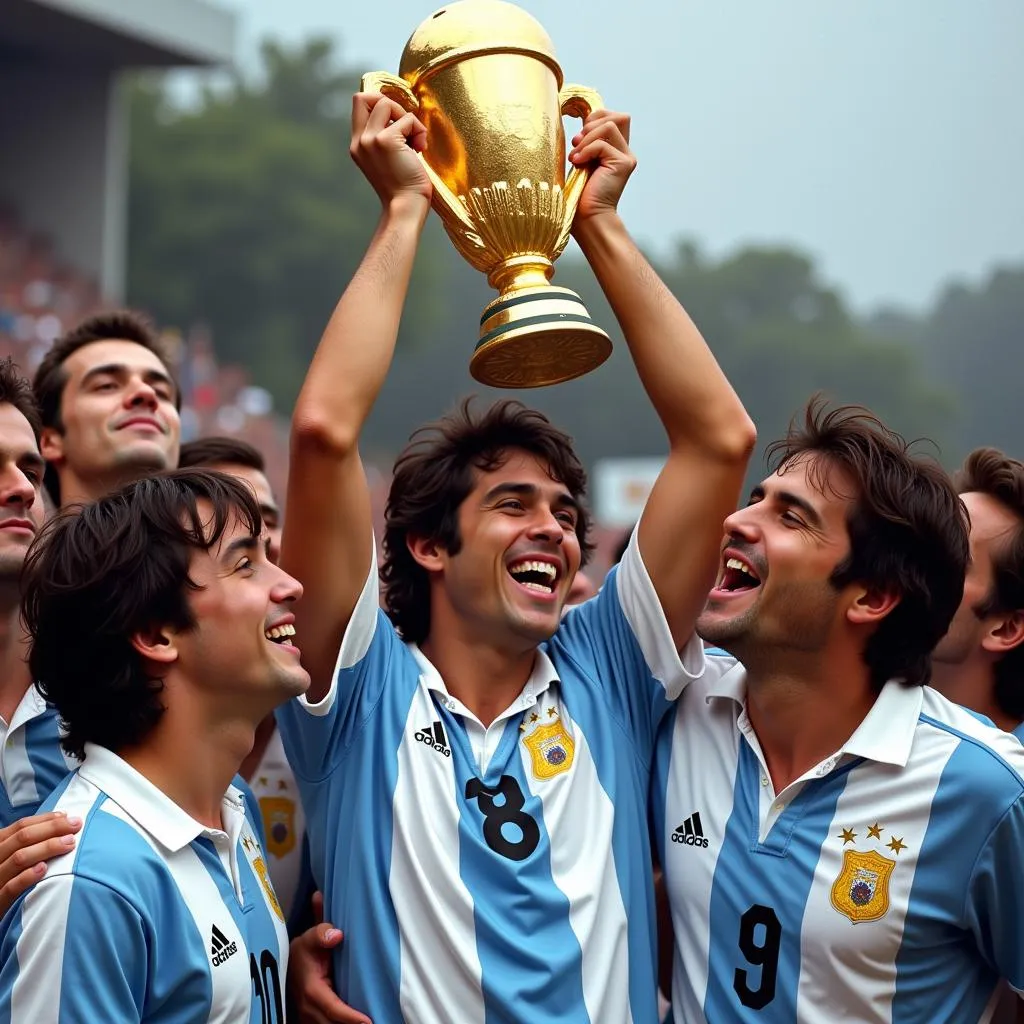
171, 506, 308, 714
0, 404, 46, 583
932, 491, 1018, 666
42, 339, 180, 494
208, 463, 281, 565
432, 450, 583, 651
697, 455, 855, 659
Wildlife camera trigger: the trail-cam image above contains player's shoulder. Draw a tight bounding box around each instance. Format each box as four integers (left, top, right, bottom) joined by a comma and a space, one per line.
917, 686, 1024, 797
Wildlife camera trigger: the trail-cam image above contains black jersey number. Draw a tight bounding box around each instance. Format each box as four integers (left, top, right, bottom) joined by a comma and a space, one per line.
465, 775, 540, 861
734, 904, 782, 1010
250, 949, 283, 1024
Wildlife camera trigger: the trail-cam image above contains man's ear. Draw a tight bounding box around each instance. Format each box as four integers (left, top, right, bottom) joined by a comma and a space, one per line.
406, 534, 445, 573
129, 624, 179, 670
39, 425, 64, 465
846, 585, 900, 626
981, 610, 1024, 657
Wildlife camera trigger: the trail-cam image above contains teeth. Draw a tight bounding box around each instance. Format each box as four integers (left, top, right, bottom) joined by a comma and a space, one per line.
509, 560, 557, 579
725, 558, 755, 577
265, 624, 296, 641
521, 581, 552, 593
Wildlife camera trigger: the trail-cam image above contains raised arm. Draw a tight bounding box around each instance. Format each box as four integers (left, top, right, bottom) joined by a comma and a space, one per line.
570, 112, 756, 648
283, 94, 431, 699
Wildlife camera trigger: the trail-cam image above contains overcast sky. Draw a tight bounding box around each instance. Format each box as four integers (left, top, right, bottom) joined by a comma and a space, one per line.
214, 0, 1024, 314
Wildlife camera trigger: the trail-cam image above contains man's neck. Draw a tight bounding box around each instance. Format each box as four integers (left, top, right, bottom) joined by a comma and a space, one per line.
743, 652, 877, 793
58, 466, 150, 508
419, 625, 538, 728
0, 589, 33, 724
930, 660, 1017, 732
119, 709, 259, 831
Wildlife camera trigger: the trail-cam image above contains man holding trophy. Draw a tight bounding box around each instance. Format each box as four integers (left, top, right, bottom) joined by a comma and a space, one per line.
279, 2, 754, 1020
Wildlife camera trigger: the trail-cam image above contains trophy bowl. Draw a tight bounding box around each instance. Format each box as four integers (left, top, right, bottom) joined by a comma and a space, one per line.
364, 0, 612, 388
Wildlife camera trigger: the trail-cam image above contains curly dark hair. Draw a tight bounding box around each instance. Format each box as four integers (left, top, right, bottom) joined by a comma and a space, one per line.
22, 469, 261, 759
0, 357, 41, 441
955, 447, 1024, 719
767, 396, 968, 690
382, 398, 593, 643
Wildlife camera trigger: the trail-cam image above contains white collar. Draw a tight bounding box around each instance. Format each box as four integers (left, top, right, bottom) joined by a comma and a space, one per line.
707, 669, 922, 768
77, 743, 247, 853
408, 643, 560, 715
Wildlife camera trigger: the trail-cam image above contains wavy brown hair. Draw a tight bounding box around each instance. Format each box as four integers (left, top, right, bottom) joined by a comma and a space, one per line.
955, 447, 1024, 719
382, 398, 593, 643
22, 469, 261, 759
768, 396, 968, 690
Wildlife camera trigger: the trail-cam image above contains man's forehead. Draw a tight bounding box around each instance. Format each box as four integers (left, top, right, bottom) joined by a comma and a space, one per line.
761, 454, 857, 507
64, 339, 167, 378
0, 403, 40, 455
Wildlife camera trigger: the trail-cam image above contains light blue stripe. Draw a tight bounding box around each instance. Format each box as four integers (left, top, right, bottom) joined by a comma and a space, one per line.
705, 740, 848, 1022
455, 714, 589, 1024
892, 735, 1022, 1022
569, 669, 661, 1022
315, 636, 416, 1024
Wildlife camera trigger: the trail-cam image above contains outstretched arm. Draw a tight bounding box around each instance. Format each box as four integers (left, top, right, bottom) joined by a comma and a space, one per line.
283, 94, 431, 700
571, 113, 755, 648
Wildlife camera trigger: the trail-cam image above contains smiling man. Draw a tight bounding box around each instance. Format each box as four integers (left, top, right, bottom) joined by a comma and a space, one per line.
32, 310, 181, 507
654, 401, 1024, 1023
276, 92, 754, 1022
0, 469, 307, 1022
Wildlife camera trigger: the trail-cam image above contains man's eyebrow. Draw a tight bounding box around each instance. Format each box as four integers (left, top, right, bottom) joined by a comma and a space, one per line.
481, 481, 579, 510
220, 533, 261, 563
776, 489, 824, 528
80, 363, 175, 392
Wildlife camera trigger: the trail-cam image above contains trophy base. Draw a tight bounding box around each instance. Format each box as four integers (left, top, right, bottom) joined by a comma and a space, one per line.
470, 285, 612, 389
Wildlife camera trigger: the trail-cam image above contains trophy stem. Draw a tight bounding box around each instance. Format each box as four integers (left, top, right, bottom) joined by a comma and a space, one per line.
487, 255, 554, 293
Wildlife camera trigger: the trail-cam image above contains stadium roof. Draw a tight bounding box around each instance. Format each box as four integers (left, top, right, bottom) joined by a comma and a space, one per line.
1, 0, 236, 68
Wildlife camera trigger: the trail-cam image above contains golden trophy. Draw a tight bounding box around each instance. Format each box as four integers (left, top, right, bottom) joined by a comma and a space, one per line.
363, 0, 612, 388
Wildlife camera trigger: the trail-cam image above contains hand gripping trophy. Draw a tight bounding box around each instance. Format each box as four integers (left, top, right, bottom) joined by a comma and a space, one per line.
364, 0, 612, 388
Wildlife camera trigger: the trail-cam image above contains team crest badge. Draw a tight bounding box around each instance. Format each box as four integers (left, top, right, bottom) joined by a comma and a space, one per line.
830, 848, 895, 924
259, 796, 296, 859
524, 718, 575, 779
252, 855, 285, 922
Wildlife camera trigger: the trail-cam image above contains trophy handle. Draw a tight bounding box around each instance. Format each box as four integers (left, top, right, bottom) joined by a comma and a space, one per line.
360, 71, 479, 238
555, 84, 604, 257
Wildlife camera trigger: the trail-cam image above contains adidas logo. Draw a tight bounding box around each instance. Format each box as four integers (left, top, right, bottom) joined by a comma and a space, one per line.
210, 923, 239, 966
414, 720, 451, 758
671, 812, 709, 849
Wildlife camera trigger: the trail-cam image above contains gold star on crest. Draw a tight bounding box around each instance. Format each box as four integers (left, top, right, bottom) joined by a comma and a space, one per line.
530, 712, 539, 723
257, 776, 269, 788
867, 822, 884, 839
277, 780, 288, 791
547, 707, 558, 718
838, 827, 857, 844
887, 836, 907, 855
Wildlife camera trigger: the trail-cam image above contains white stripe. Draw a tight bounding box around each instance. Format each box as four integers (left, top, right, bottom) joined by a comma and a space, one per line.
521, 712, 632, 1024
101, 802, 251, 1024
392, 688, 485, 1024
8, 774, 98, 1022
662, 688, 743, 1021
795, 730, 957, 1023
616, 528, 704, 697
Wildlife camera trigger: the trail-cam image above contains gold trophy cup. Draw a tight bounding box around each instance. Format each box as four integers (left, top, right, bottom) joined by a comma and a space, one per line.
363, 0, 612, 388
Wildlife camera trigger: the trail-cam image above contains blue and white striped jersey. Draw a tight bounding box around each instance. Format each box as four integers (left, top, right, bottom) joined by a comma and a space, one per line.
0, 685, 76, 827
0, 744, 289, 1023
653, 652, 1024, 1023
277, 534, 700, 1023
